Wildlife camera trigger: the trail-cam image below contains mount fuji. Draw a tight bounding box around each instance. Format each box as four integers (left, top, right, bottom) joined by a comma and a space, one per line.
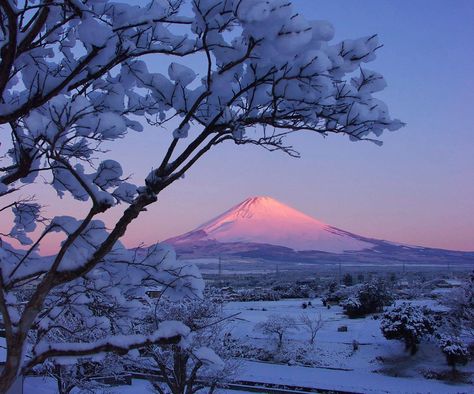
165, 196, 473, 265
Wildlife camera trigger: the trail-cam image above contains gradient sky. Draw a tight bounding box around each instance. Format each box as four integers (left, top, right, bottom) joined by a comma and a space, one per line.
2, 0, 474, 253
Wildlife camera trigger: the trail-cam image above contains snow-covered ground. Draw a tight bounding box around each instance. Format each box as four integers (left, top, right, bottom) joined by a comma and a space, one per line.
222, 298, 473, 393
15, 298, 474, 393
24, 377, 154, 394
236, 360, 471, 394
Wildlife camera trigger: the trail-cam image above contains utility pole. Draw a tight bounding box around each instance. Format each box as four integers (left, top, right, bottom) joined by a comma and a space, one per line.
218, 256, 222, 285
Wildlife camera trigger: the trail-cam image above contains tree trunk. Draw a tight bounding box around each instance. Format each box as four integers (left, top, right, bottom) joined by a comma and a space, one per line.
451, 363, 457, 378
0, 368, 20, 394
0, 344, 23, 394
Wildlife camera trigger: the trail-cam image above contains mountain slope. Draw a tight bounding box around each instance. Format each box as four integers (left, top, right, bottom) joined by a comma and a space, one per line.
165, 196, 474, 265
167, 196, 374, 253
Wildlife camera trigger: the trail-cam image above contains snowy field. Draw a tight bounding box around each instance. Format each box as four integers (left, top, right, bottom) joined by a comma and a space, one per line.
20, 298, 473, 394
221, 298, 474, 393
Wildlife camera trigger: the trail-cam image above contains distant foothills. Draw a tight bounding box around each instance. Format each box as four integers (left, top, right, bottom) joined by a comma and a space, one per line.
165, 196, 474, 266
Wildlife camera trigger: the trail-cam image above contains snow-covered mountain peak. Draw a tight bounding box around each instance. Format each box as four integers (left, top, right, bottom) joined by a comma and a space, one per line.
196, 196, 327, 230
167, 196, 374, 253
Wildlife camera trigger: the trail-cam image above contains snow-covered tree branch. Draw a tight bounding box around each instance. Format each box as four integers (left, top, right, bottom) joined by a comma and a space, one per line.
0, 0, 402, 391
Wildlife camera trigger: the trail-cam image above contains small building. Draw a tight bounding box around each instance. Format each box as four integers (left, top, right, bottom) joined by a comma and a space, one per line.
145, 285, 164, 299
437, 279, 462, 288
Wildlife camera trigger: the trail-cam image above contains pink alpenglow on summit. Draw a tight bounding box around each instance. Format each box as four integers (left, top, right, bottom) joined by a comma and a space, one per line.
168, 196, 373, 253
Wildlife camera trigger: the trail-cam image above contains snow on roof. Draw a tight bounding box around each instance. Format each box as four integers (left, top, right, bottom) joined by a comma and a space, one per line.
444, 279, 463, 286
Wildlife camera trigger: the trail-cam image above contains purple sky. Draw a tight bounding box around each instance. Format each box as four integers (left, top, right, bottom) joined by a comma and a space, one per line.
2, 0, 474, 253
117, 0, 474, 252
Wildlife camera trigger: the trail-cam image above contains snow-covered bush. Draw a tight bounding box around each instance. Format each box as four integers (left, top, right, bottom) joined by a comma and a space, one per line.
340, 296, 363, 317
381, 303, 435, 355
0, 0, 401, 390
439, 335, 470, 372
442, 273, 474, 340
37, 354, 125, 394
322, 283, 352, 305
272, 343, 316, 366
225, 341, 274, 362
341, 280, 393, 318
257, 314, 296, 350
